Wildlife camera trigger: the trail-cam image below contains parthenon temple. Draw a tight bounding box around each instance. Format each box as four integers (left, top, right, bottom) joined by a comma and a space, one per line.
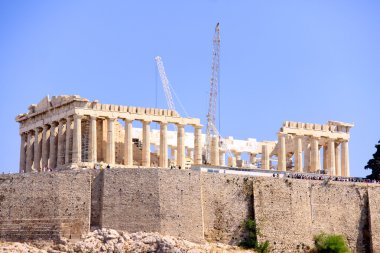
16, 95, 353, 176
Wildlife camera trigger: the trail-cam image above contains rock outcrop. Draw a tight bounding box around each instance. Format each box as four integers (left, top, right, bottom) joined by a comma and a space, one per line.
0, 229, 254, 253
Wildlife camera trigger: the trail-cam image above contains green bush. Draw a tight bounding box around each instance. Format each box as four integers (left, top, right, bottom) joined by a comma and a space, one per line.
256, 240, 270, 253
239, 218, 270, 253
313, 233, 349, 253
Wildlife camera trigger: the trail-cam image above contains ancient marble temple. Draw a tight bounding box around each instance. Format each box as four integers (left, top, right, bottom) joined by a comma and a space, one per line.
16, 95, 202, 172
16, 95, 353, 177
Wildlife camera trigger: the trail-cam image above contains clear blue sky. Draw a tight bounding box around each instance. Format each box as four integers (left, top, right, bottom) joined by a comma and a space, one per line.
1, 1, 379, 176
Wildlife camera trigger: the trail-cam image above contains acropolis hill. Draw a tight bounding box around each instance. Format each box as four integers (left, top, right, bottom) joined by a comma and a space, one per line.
1, 95, 379, 252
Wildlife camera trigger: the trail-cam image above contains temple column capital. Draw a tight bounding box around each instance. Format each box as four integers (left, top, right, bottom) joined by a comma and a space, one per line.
123, 118, 133, 124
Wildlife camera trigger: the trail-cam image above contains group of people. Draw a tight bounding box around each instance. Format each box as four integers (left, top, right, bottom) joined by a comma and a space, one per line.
283, 173, 379, 184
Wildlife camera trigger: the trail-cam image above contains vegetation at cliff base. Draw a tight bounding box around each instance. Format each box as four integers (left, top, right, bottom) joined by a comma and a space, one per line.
312, 233, 349, 253
239, 218, 270, 253
365, 140, 380, 180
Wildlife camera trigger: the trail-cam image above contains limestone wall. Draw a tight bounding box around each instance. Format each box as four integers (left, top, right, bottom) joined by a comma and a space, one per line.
0, 171, 91, 241
1, 168, 380, 252
201, 173, 253, 244
100, 168, 204, 242
253, 177, 371, 252
368, 186, 380, 252
100, 169, 161, 233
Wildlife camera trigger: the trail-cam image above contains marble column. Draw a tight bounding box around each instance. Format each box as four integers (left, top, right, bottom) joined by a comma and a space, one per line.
211, 136, 219, 166
176, 124, 185, 169
261, 144, 269, 170
26, 131, 34, 172
187, 148, 194, 160
317, 146, 321, 172
250, 153, 257, 165
142, 120, 151, 167
65, 117, 72, 164
170, 146, 177, 166
159, 122, 168, 168
303, 142, 310, 172
310, 137, 320, 172
327, 139, 336, 176
106, 117, 116, 165
49, 122, 58, 169
335, 142, 341, 176
219, 150, 226, 166
19, 133, 26, 173
89, 116, 97, 163
193, 126, 202, 165
41, 125, 50, 170
57, 120, 66, 166
33, 128, 42, 171
341, 140, 349, 177
294, 136, 303, 172
228, 156, 237, 167
124, 119, 133, 166
323, 145, 328, 172
72, 115, 82, 164
277, 133, 286, 171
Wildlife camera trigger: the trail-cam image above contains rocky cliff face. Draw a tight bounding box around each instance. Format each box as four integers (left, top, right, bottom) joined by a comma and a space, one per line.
0, 229, 254, 253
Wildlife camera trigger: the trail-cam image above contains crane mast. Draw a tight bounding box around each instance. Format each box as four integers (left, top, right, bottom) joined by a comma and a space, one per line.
155, 56, 176, 111
205, 23, 220, 164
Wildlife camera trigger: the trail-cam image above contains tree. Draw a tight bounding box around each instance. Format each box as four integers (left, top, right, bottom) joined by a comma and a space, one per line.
365, 140, 380, 180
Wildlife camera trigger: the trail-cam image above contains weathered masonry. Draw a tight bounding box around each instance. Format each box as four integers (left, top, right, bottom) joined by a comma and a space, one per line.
16, 95, 203, 171
0, 169, 379, 252
271, 121, 353, 176
16, 95, 353, 176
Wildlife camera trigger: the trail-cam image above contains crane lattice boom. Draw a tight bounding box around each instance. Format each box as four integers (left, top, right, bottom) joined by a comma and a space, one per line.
205, 23, 221, 164
155, 56, 176, 111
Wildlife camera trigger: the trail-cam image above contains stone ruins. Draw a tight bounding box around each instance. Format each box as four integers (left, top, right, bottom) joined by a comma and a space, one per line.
16, 95, 353, 176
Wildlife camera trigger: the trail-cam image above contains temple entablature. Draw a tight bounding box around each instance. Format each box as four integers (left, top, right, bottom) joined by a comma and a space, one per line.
280, 120, 353, 140
16, 95, 200, 134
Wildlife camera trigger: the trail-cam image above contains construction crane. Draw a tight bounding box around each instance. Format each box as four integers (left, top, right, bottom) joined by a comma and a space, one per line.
205, 23, 221, 164
155, 56, 176, 111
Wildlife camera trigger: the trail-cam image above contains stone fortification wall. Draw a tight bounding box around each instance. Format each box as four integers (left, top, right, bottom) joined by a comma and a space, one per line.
100, 169, 161, 233
253, 177, 371, 252
0, 171, 91, 241
1, 168, 380, 253
100, 168, 204, 242
368, 186, 380, 252
201, 173, 253, 244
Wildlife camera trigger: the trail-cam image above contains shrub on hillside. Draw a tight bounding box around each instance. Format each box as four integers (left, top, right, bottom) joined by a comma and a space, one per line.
312, 233, 349, 253
239, 218, 270, 253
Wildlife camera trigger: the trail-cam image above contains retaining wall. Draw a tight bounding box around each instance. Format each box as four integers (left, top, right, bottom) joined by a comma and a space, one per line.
0, 168, 379, 253
253, 177, 371, 252
0, 171, 91, 240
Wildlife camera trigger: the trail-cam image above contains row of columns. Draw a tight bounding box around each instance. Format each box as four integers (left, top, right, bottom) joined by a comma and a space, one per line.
276, 133, 350, 176
20, 114, 203, 172
20, 115, 82, 173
